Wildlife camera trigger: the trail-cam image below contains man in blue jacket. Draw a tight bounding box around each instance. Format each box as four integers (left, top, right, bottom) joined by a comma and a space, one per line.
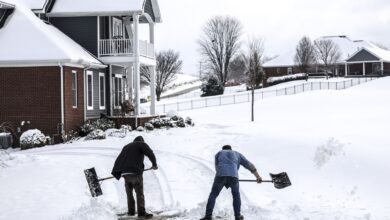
200, 145, 262, 220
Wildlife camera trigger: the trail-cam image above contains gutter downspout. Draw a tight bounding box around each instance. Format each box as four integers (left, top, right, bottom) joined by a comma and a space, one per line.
84, 65, 93, 122
59, 63, 65, 136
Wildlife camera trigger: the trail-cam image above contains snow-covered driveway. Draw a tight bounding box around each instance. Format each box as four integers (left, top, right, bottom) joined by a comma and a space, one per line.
1, 77, 390, 220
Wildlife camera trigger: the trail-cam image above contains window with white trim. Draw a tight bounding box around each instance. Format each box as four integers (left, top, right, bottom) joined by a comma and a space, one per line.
114, 75, 123, 108
87, 71, 94, 110
72, 71, 77, 108
99, 73, 106, 110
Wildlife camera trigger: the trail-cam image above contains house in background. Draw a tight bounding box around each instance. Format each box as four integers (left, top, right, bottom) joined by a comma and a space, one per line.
0, 0, 161, 139
263, 35, 390, 77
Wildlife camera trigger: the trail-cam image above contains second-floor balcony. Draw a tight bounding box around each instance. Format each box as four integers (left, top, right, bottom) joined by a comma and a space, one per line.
99, 39, 155, 59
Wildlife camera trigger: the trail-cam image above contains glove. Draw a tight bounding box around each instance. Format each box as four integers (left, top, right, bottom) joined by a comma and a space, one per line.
152, 166, 158, 170
256, 176, 262, 183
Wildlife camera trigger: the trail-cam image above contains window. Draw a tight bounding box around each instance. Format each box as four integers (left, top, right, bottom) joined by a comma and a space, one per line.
112, 17, 123, 38
287, 67, 293, 75
71, 71, 77, 108
87, 71, 93, 110
99, 73, 106, 110
114, 75, 123, 108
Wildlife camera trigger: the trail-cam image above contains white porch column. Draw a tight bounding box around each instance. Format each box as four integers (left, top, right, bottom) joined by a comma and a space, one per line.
150, 66, 156, 115
345, 62, 348, 76
148, 22, 156, 115
149, 22, 155, 44
363, 62, 366, 76
381, 61, 384, 75
133, 13, 141, 116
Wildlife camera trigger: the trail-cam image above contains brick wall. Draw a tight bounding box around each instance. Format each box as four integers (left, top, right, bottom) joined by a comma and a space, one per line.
63, 67, 85, 133
0, 66, 62, 135
264, 67, 296, 77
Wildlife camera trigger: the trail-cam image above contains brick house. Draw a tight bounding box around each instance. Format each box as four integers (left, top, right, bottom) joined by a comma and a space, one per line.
263, 35, 390, 77
0, 0, 161, 138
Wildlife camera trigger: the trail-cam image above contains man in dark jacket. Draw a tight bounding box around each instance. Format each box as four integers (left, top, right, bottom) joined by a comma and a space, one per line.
200, 145, 262, 220
112, 136, 158, 219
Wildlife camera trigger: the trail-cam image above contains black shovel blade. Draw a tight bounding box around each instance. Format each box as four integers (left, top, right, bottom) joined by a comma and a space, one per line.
84, 167, 103, 197
270, 172, 291, 189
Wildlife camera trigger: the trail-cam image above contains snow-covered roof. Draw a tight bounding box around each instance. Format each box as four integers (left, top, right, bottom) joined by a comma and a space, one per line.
0, 0, 105, 68
354, 47, 390, 62
263, 36, 378, 68
46, 0, 162, 22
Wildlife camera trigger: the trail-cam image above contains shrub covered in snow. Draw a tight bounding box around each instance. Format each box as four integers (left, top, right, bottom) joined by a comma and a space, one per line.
201, 76, 224, 97
185, 117, 195, 126
19, 129, 47, 150
79, 118, 116, 137
266, 73, 306, 87
144, 123, 154, 131
120, 125, 132, 132
136, 126, 144, 132
85, 129, 106, 140
146, 115, 194, 130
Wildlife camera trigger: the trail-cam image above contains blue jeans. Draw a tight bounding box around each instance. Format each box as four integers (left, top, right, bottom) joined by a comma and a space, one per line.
205, 176, 241, 217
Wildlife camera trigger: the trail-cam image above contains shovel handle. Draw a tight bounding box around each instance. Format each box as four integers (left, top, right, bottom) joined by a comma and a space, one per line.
98, 168, 154, 182
240, 180, 273, 183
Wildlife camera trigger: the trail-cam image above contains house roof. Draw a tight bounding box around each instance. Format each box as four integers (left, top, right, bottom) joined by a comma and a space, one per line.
46, 0, 162, 23
263, 36, 378, 68
0, 0, 105, 68
347, 47, 390, 63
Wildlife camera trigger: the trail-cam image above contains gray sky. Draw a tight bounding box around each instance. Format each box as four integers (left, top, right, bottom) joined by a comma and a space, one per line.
151, 0, 390, 76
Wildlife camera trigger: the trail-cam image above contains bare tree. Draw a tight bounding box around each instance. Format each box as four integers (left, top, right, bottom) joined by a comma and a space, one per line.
244, 38, 265, 122
141, 50, 183, 101
294, 36, 316, 78
198, 16, 243, 86
314, 39, 341, 79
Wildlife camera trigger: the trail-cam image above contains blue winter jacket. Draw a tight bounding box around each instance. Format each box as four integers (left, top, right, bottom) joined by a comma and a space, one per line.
215, 150, 257, 178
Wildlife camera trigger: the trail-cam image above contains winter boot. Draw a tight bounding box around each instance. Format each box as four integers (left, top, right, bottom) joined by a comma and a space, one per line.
138, 212, 153, 219
199, 216, 212, 220
235, 215, 244, 220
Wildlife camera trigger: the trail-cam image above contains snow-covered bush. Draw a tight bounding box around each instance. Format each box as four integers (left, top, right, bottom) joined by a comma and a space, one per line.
120, 125, 132, 132
79, 118, 116, 137
266, 73, 306, 87
201, 76, 224, 97
20, 129, 47, 150
176, 119, 186, 128
185, 117, 195, 126
145, 123, 154, 131
85, 129, 106, 140
137, 126, 144, 132
105, 129, 126, 138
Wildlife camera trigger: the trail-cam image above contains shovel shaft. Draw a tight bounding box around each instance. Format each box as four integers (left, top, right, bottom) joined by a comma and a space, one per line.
98, 168, 154, 182
240, 180, 273, 183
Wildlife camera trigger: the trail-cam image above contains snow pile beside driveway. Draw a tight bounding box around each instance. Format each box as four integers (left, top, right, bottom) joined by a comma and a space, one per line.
1, 77, 390, 219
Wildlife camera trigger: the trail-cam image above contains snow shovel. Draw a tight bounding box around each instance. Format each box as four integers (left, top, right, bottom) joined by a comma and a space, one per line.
84, 167, 153, 197
240, 172, 291, 189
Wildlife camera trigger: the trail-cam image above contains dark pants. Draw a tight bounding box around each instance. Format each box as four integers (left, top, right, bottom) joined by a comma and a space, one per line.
124, 174, 145, 215
205, 176, 241, 218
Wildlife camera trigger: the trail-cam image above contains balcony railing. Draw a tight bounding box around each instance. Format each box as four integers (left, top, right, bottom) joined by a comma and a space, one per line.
99, 39, 155, 58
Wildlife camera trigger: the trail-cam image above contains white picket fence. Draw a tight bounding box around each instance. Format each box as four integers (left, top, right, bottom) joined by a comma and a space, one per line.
155, 77, 377, 114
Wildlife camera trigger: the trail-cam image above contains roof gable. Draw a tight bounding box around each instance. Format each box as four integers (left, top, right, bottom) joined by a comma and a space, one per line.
347, 49, 380, 62
0, 1, 15, 28
0, 1, 104, 67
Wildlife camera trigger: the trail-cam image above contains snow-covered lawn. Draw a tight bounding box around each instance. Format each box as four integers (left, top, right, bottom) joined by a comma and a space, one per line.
1, 77, 390, 220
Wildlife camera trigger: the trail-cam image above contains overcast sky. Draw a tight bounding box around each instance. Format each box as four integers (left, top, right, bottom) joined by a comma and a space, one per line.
150, 0, 390, 76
